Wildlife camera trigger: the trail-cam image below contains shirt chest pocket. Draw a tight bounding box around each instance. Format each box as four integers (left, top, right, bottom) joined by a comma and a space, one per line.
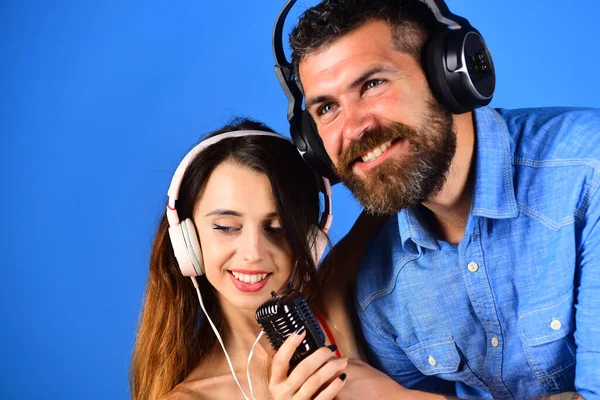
518, 294, 576, 391
403, 337, 487, 390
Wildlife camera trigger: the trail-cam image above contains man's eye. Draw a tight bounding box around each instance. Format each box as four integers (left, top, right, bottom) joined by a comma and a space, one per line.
317, 103, 335, 116
364, 79, 383, 92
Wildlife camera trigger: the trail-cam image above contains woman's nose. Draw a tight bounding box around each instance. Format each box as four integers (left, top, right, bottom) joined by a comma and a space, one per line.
240, 229, 266, 263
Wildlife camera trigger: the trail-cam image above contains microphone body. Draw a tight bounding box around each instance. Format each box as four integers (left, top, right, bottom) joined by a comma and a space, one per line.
256, 290, 325, 365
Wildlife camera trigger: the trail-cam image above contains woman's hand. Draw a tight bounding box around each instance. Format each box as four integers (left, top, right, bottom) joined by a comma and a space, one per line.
269, 328, 348, 400
338, 359, 431, 400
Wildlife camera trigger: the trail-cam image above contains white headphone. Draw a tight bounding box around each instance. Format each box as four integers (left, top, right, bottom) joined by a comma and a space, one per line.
165, 130, 333, 277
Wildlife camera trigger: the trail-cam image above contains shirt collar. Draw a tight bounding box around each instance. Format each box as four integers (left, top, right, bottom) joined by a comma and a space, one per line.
470, 107, 519, 219
397, 107, 518, 250
398, 206, 439, 252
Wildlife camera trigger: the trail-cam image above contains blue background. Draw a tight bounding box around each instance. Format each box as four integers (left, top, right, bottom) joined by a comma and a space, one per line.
2, 1, 599, 399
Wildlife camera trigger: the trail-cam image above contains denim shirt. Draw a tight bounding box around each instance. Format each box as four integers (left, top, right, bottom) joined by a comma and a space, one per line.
356, 107, 600, 399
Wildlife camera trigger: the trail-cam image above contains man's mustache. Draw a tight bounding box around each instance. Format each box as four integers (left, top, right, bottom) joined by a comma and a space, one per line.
337, 123, 417, 171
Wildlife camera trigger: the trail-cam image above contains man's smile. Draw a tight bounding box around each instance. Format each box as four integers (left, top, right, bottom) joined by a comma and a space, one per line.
351, 137, 410, 173
360, 140, 393, 163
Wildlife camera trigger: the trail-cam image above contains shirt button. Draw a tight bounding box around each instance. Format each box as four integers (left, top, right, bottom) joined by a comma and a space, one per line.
428, 355, 437, 366
467, 261, 479, 273
491, 336, 499, 347
550, 318, 562, 331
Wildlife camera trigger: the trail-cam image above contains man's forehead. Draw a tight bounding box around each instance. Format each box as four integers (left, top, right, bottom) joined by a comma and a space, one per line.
298, 20, 399, 76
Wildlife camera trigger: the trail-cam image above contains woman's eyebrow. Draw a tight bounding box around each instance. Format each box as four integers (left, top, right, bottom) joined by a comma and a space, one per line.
204, 210, 279, 218
204, 209, 241, 217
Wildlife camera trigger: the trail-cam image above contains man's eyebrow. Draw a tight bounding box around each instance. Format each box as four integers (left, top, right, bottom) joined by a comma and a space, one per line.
349, 65, 393, 90
305, 65, 394, 109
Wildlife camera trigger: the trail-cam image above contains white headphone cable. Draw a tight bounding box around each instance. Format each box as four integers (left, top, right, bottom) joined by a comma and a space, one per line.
190, 276, 253, 400
247, 329, 264, 400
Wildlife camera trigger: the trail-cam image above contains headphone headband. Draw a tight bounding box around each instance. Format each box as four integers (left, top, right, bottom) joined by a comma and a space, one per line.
421, 0, 469, 29
167, 129, 332, 230
272, 0, 474, 74
167, 130, 286, 207
166, 130, 333, 276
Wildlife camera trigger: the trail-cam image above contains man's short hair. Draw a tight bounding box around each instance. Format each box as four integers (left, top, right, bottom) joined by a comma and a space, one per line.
290, 0, 439, 88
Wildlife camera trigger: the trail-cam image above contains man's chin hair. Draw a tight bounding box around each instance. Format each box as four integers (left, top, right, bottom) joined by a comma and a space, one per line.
341, 171, 418, 215
350, 177, 442, 215
340, 158, 449, 215
361, 199, 411, 216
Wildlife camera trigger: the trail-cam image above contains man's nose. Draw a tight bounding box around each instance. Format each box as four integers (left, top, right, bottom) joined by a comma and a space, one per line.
341, 101, 375, 142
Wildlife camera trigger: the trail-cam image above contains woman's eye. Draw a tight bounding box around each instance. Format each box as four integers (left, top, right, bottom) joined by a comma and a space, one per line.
265, 226, 283, 235
212, 224, 237, 234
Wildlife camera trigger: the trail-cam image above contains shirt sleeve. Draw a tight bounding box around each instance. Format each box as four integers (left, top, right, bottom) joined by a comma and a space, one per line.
574, 177, 600, 399
357, 304, 455, 395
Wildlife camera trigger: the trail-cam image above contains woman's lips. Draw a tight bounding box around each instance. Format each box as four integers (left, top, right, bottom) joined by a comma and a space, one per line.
228, 271, 271, 293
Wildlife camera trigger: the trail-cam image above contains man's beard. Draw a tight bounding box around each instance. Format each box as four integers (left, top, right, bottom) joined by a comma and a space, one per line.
334, 100, 456, 215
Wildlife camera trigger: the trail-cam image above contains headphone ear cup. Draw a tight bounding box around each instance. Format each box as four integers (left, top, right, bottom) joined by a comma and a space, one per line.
309, 227, 329, 266
425, 30, 466, 114
181, 218, 205, 276
299, 111, 338, 182
425, 27, 495, 114
446, 28, 495, 109
168, 221, 194, 277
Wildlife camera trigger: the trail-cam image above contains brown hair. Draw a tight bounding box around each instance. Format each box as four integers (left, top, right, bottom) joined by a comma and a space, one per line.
289, 0, 439, 90
130, 118, 324, 399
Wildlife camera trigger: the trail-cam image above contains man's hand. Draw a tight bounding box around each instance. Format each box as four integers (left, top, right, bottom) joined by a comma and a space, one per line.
535, 393, 584, 400
441, 393, 584, 400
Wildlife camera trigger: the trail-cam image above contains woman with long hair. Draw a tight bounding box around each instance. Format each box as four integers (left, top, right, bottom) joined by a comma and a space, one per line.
130, 119, 427, 400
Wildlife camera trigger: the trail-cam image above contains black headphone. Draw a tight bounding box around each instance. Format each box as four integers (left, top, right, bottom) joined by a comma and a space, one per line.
272, 0, 495, 182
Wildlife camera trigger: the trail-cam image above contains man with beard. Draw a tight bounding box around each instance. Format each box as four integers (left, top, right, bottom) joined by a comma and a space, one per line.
280, 0, 600, 398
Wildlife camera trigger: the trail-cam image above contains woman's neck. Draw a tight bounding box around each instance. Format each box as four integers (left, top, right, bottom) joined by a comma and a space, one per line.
216, 297, 272, 355
181, 298, 274, 399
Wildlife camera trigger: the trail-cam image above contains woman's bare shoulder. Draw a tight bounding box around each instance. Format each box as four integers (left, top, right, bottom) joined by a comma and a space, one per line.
162, 375, 234, 400
162, 386, 203, 400
338, 359, 418, 400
